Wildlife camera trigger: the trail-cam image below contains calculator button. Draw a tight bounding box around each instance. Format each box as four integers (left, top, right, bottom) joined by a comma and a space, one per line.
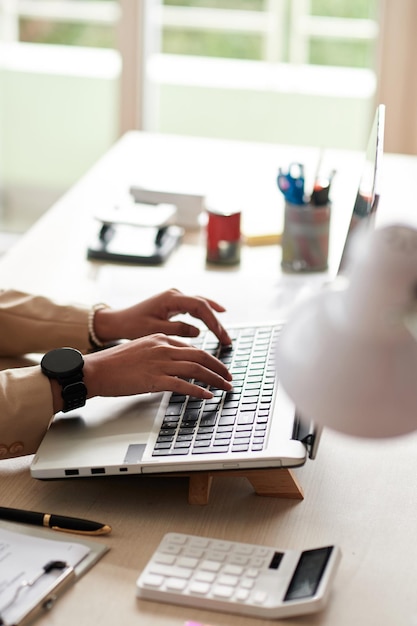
240, 578, 255, 589
223, 564, 244, 576
142, 573, 164, 588
228, 555, 249, 566
235, 588, 250, 602
217, 574, 239, 587
183, 548, 204, 558
194, 571, 216, 583
154, 553, 176, 565
188, 537, 210, 548
200, 560, 222, 572
244, 568, 259, 578
188, 581, 211, 595
176, 556, 198, 569
253, 590, 268, 604
212, 585, 234, 599
233, 545, 254, 555
167, 534, 188, 544
250, 557, 268, 568
165, 578, 188, 591
161, 544, 182, 555
209, 551, 226, 562
150, 564, 192, 579
210, 540, 230, 551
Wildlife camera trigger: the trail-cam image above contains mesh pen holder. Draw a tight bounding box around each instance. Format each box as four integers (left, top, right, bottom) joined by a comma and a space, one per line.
281, 202, 330, 272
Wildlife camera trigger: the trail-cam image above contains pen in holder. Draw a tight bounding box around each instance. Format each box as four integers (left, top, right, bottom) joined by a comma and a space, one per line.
281, 202, 330, 272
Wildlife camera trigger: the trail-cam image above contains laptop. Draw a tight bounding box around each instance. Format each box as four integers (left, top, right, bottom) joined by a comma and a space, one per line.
30, 105, 385, 481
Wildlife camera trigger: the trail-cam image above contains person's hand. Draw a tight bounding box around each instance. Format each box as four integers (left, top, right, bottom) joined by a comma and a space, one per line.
93, 288, 232, 345
82, 333, 233, 404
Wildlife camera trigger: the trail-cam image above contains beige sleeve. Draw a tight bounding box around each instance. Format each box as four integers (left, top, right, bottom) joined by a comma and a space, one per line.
0, 289, 92, 458
0, 365, 54, 459
0, 289, 90, 356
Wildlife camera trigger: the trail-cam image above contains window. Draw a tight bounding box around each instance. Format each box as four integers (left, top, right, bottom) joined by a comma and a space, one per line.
160, 0, 378, 68
135, 0, 379, 148
0, 0, 121, 231
1, 0, 119, 47
2, 1, 378, 145
0, 0, 381, 234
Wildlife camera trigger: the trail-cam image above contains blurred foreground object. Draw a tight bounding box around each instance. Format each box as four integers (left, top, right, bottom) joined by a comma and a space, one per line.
276, 224, 417, 438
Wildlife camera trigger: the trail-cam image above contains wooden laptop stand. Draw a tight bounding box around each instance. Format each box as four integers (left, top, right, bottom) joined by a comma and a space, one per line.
161, 467, 304, 505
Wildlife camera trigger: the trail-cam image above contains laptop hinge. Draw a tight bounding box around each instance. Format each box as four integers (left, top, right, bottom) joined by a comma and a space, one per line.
292, 414, 320, 460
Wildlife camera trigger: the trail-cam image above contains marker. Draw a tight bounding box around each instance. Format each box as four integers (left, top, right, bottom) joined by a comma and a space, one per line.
311, 169, 336, 206
311, 178, 330, 206
0, 506, 112, 536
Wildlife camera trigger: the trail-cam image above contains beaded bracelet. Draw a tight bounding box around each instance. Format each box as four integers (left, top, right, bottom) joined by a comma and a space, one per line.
88, 303, 110, 349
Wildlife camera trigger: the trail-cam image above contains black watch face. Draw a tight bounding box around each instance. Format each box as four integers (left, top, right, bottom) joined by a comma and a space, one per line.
42, 348, 84, 377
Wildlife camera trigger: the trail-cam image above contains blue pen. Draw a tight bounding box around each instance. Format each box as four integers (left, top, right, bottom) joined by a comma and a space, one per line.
277, 163, 306, 205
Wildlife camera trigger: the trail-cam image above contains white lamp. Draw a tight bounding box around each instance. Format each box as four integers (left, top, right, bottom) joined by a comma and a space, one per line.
275, 224, 417, 438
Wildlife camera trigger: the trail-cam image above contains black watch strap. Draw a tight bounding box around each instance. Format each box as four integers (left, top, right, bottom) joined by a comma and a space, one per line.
41, 348, 87, 413
59, 379, 87, 413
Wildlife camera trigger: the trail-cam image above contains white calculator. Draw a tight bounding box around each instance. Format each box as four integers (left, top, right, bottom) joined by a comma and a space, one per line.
136, 532, 341, 619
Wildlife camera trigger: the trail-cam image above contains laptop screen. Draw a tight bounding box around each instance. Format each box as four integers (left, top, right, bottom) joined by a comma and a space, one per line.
338, 104, 385, 272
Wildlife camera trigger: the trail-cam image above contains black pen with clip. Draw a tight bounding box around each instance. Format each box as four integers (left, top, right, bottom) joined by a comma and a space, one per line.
0, 506, 112, 536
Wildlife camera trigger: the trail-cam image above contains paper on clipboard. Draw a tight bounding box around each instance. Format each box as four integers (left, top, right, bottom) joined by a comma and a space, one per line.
0, 521, 109, 626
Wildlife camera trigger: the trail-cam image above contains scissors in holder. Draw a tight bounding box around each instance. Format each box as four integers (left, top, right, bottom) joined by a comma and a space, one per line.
277, 162, 306, 205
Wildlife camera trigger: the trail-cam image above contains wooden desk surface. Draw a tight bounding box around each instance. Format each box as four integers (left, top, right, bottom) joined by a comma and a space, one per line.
1, 132, 417, 625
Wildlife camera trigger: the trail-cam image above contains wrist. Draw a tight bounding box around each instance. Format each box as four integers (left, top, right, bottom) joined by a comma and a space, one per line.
82, 353, 103, 399
89, 303, 111, 348
49, 378, 64, 414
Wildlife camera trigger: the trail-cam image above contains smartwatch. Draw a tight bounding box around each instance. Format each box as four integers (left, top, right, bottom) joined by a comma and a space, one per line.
41, 347, 87, 413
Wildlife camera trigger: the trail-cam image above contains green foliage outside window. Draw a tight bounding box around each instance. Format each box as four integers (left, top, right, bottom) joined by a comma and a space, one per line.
20, 20, 116, 48
19, 0, 378, 69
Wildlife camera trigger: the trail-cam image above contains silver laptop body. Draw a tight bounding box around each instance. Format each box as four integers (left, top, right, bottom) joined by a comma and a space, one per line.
30, 106, 384, 481
31, 321, 314, 478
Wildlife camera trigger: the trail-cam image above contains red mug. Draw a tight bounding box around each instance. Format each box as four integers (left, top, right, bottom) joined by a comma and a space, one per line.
206, 209, 241, 265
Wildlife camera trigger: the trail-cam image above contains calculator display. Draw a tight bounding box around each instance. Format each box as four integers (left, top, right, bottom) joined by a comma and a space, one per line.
284, 547, 333, 601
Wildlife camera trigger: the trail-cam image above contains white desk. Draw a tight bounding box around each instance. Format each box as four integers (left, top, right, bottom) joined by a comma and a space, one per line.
1, 132, 417, 626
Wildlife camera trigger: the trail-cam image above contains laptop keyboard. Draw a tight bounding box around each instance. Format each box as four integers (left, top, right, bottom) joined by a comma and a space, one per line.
152, 325, 279, 457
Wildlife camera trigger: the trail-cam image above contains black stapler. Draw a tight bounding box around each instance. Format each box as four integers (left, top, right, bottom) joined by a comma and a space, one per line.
87, 200, 184, 265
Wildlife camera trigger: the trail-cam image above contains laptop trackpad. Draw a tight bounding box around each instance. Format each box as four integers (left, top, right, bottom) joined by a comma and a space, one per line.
51, 393, 162, 438
33, 393, 164, 470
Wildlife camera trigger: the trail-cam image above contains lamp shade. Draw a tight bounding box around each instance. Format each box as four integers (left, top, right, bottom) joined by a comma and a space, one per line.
275, 224, 417, 438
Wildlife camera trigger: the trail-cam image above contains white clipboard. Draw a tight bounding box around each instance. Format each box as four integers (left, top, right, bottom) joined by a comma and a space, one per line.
0, 520, 109, 626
